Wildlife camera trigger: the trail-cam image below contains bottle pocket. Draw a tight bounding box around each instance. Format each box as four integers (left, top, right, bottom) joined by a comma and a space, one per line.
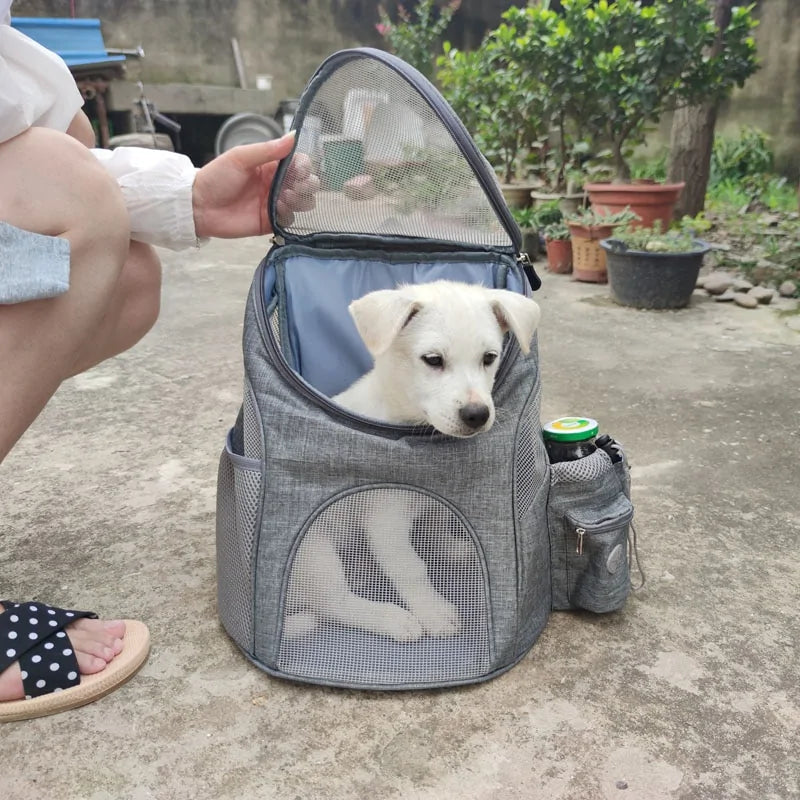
548, 450, 633, 613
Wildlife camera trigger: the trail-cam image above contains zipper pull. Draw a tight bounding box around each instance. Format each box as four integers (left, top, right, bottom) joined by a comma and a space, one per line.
272, 234, 285, 246
516, 251, 541, 291
576, 527, 586, 556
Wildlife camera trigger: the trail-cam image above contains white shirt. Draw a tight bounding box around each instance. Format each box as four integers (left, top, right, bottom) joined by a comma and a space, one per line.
0, 2, 199, 251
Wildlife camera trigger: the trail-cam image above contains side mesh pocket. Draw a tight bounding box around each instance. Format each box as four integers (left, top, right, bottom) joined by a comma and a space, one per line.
548, 449, 633, 613
216, 429, 263, 654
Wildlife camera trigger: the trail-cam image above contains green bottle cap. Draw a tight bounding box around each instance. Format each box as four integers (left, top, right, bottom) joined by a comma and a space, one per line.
542, 416, 599, 442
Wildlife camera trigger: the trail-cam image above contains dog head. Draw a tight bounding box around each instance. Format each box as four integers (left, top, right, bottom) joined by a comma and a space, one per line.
348, 280, 540, 437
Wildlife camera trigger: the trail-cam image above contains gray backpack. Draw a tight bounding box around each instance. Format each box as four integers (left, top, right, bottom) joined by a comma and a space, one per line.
216, 49, 634, 690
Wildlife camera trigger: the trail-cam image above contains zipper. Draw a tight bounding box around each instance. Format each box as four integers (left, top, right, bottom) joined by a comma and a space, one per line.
571, 506, 635, 557
270, 47, 522, 256
256, 259, 434, 436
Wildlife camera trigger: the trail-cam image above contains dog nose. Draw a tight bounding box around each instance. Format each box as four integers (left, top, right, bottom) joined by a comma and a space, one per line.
459, 403, 490, 429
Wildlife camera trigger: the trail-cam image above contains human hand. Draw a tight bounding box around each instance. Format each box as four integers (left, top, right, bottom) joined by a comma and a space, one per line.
191, 131, 319, 239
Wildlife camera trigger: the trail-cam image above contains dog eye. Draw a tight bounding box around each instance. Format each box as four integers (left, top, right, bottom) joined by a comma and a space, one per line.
421, 354, 444, 369
483, 351, 498, 367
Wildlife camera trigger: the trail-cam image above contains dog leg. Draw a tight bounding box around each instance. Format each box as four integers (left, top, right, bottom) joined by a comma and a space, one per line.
364, 501, 461, 638
289, 533, 424, 641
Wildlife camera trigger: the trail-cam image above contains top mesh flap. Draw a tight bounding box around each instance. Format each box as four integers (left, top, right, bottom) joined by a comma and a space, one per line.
272, 49, 516, 250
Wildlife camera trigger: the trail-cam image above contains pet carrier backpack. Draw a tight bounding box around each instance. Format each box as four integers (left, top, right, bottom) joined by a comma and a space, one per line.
216, 48, 635, 690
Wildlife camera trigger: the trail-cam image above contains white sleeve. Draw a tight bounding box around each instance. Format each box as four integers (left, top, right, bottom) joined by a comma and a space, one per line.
91, 147, 205, 251
0, 25, 84, 143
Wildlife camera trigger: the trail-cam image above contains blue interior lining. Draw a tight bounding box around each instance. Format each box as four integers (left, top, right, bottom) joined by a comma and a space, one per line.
265, 248, 522, 398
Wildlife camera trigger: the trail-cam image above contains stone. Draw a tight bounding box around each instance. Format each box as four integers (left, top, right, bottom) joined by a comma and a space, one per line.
733, 293, 758, 309
616, 781, 629, 790
732, 278, 754, 291
712, 289, 736, 302
747, 286, 775, 305
786, 315, 800, 333
695, 275, 707, 289
703, 272, 735, 295
342, 174, 377, 201
779, 280, 797, 298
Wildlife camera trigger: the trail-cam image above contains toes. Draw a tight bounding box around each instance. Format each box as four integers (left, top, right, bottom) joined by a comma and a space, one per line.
75, 651, 108, 675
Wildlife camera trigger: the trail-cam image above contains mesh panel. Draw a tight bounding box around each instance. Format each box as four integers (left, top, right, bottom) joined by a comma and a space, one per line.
269, 307, 281, 348
516, 390, 547, 519
242, 380, 263, 461
217, 450, 262, 652
550, 449, 612, 485
277, 55, 511, 248
278, 487, 491, 686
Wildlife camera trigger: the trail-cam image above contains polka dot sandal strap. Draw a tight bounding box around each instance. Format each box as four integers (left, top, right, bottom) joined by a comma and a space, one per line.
0, 601, 97, 698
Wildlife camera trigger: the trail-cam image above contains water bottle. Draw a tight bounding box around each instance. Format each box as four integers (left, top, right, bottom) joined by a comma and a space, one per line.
542, 416, 599, 463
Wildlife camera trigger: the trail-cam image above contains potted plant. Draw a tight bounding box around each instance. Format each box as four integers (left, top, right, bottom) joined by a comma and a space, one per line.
566, 207, 638, 283
599, 223, 711, 309
554, 0, 757, 228
511, 206, 540, 261
543, 223, 572, 275
438, 36, 543, 209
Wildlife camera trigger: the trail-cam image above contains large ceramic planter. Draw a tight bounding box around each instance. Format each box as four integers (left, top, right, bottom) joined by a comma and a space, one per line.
500, 183, 536, 209
600, 238, 711, 309
585, 181, 685, 230
567, 222, 616, 283
544, 238, 573, 274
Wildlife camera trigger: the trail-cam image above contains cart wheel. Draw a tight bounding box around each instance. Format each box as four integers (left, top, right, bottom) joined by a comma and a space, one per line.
214, 113, 284, 156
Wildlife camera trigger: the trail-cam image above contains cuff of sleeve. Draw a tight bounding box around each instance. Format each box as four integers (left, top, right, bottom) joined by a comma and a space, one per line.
115, 151, 203, 251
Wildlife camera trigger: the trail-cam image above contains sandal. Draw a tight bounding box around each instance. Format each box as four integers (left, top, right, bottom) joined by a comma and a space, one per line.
0, 601, 150, 723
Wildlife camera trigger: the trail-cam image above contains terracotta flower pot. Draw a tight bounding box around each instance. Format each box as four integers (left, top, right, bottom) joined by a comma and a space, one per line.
584, 182, 685, 230
567, 222, 616, 283
545, 238, 573, 274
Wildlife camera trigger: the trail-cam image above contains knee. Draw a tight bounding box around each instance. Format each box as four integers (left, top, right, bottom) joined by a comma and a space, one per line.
1, 128, 130, 269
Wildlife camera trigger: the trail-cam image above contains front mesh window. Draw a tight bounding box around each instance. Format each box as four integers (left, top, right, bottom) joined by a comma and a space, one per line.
277, 54, 512, 248
278, 487, 491, 686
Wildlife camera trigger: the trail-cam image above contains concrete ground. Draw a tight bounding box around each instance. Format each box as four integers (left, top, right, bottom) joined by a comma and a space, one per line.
2, 237, 798, 800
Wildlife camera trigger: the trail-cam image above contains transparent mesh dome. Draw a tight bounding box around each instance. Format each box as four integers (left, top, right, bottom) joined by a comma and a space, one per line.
275, 53, 513, 248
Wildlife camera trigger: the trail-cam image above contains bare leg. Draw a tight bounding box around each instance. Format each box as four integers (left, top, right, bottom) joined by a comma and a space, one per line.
68, 240, 162, 376
0, 128, 135, 701
0, 127, 130, 460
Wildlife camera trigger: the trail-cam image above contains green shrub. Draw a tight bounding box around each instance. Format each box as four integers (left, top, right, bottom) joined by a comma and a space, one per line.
376, 0, 460, 82
710, 127, 774, 184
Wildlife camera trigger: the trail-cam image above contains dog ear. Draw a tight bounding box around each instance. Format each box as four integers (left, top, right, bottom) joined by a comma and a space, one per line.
348, 290, 422, 357
488, 291, 541, 354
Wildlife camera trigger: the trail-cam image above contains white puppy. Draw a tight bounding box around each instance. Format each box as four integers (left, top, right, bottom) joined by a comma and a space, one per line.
285, 281, 541, 642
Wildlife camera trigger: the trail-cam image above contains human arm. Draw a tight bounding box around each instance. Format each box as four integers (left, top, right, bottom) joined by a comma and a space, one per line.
91, 132, 318, 250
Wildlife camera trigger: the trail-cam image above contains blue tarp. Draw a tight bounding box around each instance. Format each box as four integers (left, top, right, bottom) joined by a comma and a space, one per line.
10, 17, 125, 68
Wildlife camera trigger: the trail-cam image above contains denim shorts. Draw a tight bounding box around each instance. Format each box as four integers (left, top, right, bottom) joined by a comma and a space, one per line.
0, 221, 71, 304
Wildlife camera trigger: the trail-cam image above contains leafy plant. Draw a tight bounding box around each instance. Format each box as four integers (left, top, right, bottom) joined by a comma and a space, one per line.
552, 0, 758, 182
512, 206, 536, 230
533, 201, 563, 228
437, 40, 543, 184
376, 0, 461, 82
566, 206, 639, 228
710, 127, 774, 184
611, 221, 701, 253
631, 152, 668, 183
543, 222, 571, 241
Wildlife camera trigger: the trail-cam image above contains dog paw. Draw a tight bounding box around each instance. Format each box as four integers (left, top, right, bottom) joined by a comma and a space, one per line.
378, 605, 425, 642
283, 612, 318, 638
414, 600, 462, 638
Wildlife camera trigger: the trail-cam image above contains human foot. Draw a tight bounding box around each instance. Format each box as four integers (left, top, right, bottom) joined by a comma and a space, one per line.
0, 603, 126, 701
